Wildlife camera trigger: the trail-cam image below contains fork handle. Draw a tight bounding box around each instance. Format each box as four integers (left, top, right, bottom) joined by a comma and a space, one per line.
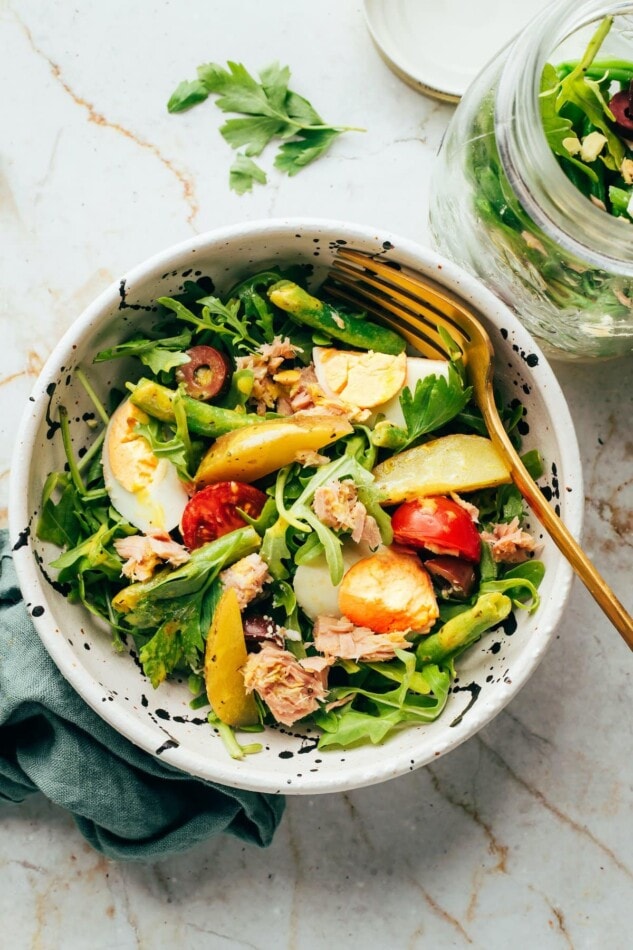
486, 416, 633, 649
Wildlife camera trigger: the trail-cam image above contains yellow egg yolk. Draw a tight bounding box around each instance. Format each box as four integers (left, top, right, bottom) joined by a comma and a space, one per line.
313, 348, 407, 409
107, 402, 159, 494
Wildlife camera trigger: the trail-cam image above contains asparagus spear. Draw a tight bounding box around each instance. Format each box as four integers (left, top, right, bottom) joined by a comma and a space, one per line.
416, 592, 512, 664
129, 378, 265, 437
268, 280, 406, 355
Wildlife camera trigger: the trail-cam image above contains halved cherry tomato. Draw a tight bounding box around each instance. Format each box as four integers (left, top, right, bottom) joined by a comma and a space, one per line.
180, 481, 267, 549
176, 345, 230, 400
391, 496, 481, 563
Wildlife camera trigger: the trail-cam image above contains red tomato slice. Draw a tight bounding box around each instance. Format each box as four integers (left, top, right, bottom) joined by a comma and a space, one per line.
180, 482, 267, 549
391, 496, 481, 563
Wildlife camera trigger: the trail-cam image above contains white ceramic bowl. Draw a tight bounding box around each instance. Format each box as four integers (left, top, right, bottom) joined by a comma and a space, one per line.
9, 219, 583, 794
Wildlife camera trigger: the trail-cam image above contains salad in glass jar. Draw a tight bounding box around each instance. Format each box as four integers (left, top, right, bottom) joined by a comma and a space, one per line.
431, 3, 633, 359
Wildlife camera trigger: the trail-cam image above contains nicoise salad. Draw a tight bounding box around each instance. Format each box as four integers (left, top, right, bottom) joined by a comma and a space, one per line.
38, 267, 545, 757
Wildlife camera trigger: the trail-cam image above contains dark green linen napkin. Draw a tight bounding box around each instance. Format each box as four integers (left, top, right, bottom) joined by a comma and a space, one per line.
0, 531, 284, 860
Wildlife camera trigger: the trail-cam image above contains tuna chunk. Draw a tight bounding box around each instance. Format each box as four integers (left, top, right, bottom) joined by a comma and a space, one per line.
480, 517, 538, 563
450, 492, 480, 523
220, 553, 272, 609
242, 643, 331, 726
313, 615, 411, 662
313, 479, 382, 548
114, 532, 190, 581
279, 364, 369, 421
236, 336, 301, 414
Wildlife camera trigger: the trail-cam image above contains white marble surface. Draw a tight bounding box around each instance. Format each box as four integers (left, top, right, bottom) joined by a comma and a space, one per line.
1, 2, 632, 948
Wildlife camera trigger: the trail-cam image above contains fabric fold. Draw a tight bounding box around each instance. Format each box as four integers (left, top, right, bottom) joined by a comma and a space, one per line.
0, 531, 284, 861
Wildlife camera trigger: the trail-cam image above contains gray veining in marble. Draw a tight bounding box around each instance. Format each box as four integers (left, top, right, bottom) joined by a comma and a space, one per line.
1, 2, 632, 948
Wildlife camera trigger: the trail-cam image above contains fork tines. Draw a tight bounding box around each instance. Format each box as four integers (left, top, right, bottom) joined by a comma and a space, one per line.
322, 247, 471, 361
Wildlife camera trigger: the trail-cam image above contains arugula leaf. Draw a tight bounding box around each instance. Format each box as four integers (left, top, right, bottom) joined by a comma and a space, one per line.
261, 450, 389, 586
554, 17, 624, 171
51, 521, 125, 583
480, 560, 545, 614
229, 154, 267, 194
539, 64, 598, 184
116, 529, 260, 687
96, 334, 194, 383
157, 293, 260, 351
196, 294, 262, 348
37, 472, 82, 548
260, 516, 292, 580
316, 651, 452, 749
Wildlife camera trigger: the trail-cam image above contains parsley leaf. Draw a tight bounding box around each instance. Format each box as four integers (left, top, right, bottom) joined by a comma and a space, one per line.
167, 59, 363, 193
285, 90, 324, 126
221, 116, 288, 156
167, 79, 209, 113
229, 153, 268, 194
400, 366, 472, 444
274, 128, 342, 176
372, 365, 472, 453
199, 61, 280, 117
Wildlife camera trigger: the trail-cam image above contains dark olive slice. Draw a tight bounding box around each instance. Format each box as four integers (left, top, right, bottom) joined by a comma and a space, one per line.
609, 89, 633, 138
243, 614, 284, 648
425, 556, 477, 600
176, 346, 230, 400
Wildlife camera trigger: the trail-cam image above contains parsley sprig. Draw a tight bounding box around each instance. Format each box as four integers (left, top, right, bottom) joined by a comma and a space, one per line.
167, 60, 364, 194
372, 365, 473, 453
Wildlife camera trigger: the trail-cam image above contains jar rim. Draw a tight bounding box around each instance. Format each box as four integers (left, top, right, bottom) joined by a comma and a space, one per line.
496, 0, 633, 275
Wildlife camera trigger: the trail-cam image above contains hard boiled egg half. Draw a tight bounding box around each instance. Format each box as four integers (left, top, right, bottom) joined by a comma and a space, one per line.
312, 347, 449, 425
293, 541, 375, 620
102, 398, 189, 534
312, 347, 407, 409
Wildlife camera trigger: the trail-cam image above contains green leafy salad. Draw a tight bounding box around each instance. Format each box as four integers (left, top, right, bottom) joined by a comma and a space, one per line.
466, 15, 633, 333
37, 268, 545, 758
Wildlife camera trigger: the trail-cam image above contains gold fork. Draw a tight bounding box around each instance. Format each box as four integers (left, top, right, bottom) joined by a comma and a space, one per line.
323, 247, 633, 649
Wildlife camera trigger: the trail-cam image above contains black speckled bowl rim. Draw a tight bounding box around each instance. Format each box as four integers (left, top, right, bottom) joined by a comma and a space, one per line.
9, 218, 584, 794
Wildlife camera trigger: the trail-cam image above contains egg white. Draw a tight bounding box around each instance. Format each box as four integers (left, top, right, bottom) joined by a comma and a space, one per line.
377, 357, 450, 427
294, 541, 375, 620
102, 398, 189, 534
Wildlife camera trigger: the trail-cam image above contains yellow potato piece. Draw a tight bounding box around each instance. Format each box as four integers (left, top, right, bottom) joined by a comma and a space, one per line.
372, 433, 512, 505
204, 587, 259, 727
195, 414, 353, 485
313, 347, 407, 409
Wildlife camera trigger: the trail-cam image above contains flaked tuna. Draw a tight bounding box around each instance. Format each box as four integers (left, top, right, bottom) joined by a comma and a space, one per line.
242, 643, 331, 726
220, 553, 272, 610
313, 479, 382, 549
114, 532, 190, 581
313, 615, 411, 662
480, 517, 538, 563
236, 336, 301, 414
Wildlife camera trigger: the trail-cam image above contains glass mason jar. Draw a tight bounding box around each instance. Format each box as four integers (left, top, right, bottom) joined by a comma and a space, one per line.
429, 0, 633, 360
